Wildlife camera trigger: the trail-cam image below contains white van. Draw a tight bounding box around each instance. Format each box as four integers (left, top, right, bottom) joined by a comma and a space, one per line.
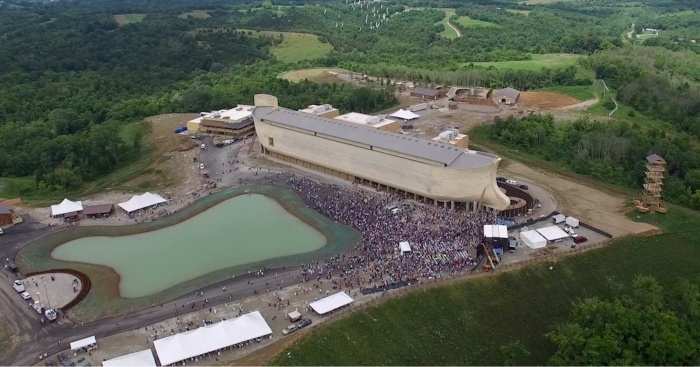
12, 280, 24, 293
506, 179, 517, 185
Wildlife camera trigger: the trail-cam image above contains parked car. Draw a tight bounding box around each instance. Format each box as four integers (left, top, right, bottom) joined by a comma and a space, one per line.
496, 177, 506, 182
20, 291, 31, 300
199, 163, 205, 170
282, 324, 299, 335
506, 179, 517, 185
573, 236, 588, 244
519, 184, 529, 190
57, 353, 71, 367
0, 228, 3, 235
296, 318, 312, 328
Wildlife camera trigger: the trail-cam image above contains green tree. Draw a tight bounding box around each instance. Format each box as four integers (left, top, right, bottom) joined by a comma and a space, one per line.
548, 275, 700, 366
499, 340, 530, 366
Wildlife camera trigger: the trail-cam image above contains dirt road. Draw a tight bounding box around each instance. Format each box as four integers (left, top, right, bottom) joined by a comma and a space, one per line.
555, 98, 599, 111
447, 20, 461, 38
501, 161, 657, 237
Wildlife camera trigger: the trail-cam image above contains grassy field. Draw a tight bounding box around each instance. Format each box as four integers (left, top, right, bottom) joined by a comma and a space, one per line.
536, 85, 596, 101
436, 9, 459, 39
237, 29, 332, 63
506, 9, 531, 16
471, 53, 580, 71
279, 68, 348, 83
526, 0, 581, 4
455, 16, 500, 28
275, 205, 700, 365
113, 14, 146, 26
178, 10, 211, 19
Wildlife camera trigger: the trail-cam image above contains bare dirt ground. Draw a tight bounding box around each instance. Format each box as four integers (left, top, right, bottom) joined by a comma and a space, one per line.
134, 114, 201, 189
520, 91, 580, 110
500, 161, 658, 237
279, 68, 349, 83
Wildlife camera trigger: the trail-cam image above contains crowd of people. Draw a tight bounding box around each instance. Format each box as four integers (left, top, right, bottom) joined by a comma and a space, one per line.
287, 176, 497, 291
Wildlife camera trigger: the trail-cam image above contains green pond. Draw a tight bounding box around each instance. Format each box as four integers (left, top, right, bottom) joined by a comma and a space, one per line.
51, 194, 327, 298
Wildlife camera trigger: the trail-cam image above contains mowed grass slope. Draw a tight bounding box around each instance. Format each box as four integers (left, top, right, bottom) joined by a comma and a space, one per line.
455, 16, 500, 28
280, 68, 348, 83
178, 10, 211, 19
471, 53, 580, 71
237, 29, 332, 63
114, 14, 146, 25
275, 208, 700, 365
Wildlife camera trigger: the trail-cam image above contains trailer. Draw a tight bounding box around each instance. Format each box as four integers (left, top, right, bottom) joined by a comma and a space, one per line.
12, 280, 24, 292
565, 217, 580, 228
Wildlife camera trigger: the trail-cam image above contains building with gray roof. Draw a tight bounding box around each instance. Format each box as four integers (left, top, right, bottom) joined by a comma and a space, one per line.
491, 87, 521, 105
251, 94, 509, 210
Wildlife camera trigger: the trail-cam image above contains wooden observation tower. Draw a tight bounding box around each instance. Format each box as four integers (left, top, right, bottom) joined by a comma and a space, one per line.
634, 154, 668, 213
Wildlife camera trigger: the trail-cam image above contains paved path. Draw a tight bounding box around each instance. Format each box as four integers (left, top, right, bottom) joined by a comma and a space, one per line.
555, 97, 599, 111
447, 20, 461, 38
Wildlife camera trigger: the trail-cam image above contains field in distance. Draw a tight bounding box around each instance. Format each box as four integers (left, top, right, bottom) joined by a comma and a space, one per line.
279, 68, 349, 83
470, 53, 580, 71
525, 0, 581, 4
455, 16, 500, 28
114, 14, 146, 26
178, 10, 211, 19
236, 29, 333, 63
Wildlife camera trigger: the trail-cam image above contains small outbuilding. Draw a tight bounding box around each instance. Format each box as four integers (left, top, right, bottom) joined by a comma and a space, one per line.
491, 87, 521, 105
82, 204, 115, 218
410, 87, 446, 100
0, 204, 14, 226
399, 241, 411, 254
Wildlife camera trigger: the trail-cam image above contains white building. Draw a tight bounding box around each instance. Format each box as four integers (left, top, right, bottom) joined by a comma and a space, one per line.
334, 112, 399, 133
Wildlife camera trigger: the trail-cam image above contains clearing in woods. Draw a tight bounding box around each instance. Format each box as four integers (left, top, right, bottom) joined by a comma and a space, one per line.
520, 91, 581, 109
279, 68, 349, 83
114, 14, 146, 25
119, 114, 200, 191
178, 10, 211, 19
436, 9, 459, 39
470, 53, 580, 71
236, 30, 333, 63
455, 16, 500, 28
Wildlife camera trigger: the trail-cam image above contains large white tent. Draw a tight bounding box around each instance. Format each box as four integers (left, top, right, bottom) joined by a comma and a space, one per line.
51, 198, 83, 216
309, 291, 354, 315
102, 349, 156, 367
536, 226, 570, 241
70, 335, 96, 351
520, 230, 547, 249
153, 311, 271, 366
117, 192, 167, 213
390, 109, 420, 120
483, 225, 508, 239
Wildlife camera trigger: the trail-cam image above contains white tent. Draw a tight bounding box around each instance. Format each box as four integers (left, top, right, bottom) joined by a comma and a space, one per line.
309, 291, 354, 315
536, 226, 570, 241
287, 310, 301, 321
51, 198, 83, 216
520, 230, 547, 249
483, 225, 508, 239
70, 335, 96, 351
399, 241, 411, 253
153, 311, 271, 366
390, 109, 420, 120
102, 349, 156, 367
117, 192, 167, 213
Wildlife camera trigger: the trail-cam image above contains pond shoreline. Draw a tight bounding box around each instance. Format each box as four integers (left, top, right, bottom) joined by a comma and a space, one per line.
15, 185, 359, 321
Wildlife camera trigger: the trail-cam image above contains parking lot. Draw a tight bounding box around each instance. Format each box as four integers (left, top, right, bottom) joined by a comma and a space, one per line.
500, 217, 611, 266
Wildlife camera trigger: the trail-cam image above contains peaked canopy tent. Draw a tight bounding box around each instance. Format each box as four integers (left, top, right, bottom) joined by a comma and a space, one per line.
51, 199, 83, 216
483, 225, 508, 239
520, 230, 546, 249
309, 291, 354, 315
399, 241, 411, 253
153, 311, 272, 366
102, 349, 156, 367
536, 226, 570, 241
390, 109, 420, 121
117, 192, 167, 213
70, 335, 96, 351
